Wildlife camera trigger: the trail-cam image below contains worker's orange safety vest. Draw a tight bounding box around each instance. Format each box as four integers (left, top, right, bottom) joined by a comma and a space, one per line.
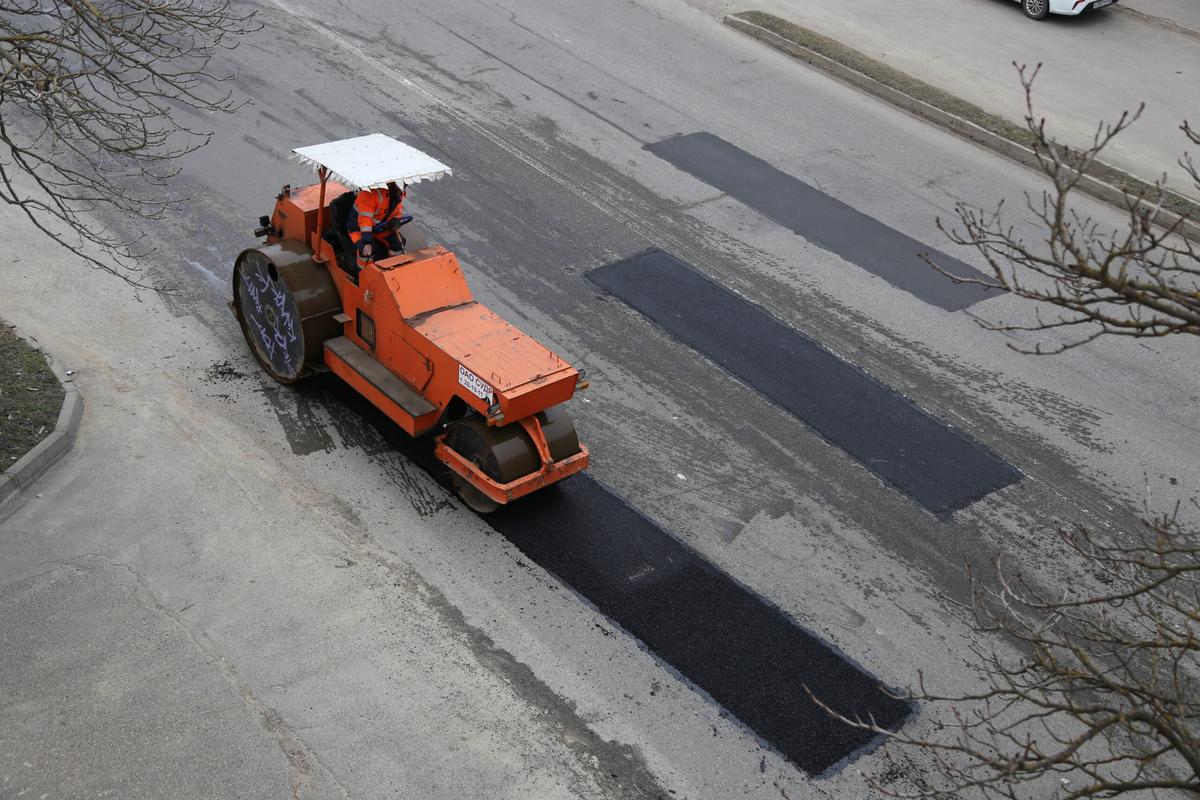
350, 186, 404, 242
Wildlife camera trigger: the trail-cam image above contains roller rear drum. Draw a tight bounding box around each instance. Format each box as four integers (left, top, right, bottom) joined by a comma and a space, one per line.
233, 242, 342, 383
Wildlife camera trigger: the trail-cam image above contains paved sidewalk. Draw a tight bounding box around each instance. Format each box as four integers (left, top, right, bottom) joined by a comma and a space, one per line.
1128, 0, 1200, 28
690, 0, 1200, 200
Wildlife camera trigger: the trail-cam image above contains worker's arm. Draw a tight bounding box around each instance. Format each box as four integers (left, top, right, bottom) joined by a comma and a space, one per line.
355, 190, 380, 240
354, 190, 379, 257
373, 201, 406, 233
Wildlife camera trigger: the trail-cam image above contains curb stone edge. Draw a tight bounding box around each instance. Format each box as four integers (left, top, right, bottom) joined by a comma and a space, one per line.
0, 359, 83, 519
724, 13, 1200, 244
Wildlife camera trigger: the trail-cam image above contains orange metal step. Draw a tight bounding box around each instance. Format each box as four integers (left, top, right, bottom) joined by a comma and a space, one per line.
324, 336, 440, 435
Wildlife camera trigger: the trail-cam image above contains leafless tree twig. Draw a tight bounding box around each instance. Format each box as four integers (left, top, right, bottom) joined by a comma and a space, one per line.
0, 0, 259, 286
927, 64, 1199, 354
813, 510, 1199, 798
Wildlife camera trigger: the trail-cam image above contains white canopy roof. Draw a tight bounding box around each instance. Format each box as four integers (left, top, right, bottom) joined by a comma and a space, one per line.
292, 134, 452, 189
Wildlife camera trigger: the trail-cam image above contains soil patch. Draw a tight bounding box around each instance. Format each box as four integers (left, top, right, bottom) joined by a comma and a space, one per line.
1, 322, 65, 467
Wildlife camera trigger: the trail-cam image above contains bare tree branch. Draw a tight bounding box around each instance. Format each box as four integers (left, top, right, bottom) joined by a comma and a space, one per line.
813, 494, 1199, 797
815, 72, 1200, 797
928, 64, 1199, 354
0, 0, 260, 285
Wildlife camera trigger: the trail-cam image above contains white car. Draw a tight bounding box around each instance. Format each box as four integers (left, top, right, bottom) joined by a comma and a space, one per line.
1017, 0, 1117, 19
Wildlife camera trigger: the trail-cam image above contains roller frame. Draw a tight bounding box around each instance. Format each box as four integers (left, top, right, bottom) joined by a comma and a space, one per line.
234, 144, 589, 509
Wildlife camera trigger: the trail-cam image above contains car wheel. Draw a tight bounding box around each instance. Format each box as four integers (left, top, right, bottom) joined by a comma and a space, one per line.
1022, 0, 1050, 19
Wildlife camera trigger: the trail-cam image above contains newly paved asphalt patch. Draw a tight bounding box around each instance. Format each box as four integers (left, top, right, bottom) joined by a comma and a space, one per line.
645, 132, 998, 311
311, 378, 910, 775
492, 476, 913, 775
587, 249, 1021, 514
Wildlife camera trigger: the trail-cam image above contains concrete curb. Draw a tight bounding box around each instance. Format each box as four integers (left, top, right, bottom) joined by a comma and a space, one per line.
724, 14, 1200, 244
0, 361, 83, 517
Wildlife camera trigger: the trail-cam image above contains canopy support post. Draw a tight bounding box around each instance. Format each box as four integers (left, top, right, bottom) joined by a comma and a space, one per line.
313, 166, 329, 264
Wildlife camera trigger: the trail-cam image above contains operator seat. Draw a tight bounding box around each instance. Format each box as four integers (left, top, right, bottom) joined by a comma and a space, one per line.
324, 190, 359, 278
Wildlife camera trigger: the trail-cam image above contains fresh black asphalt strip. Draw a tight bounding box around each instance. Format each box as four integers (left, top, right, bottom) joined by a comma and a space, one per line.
491, 475, 914, 775
315, 379, 912, 776
587, 249, 1022, 514
644, 132, 999, 311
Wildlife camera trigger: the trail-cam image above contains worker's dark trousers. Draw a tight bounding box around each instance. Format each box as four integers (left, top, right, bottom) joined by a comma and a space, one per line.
355, 232, 403, 269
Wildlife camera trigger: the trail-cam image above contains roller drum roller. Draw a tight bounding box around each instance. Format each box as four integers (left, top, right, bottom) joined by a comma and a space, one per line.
232, 241, 342, 383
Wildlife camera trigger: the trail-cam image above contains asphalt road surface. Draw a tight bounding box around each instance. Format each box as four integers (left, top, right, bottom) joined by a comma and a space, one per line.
1, 0, 1198, 798
694, 0, 1200, 199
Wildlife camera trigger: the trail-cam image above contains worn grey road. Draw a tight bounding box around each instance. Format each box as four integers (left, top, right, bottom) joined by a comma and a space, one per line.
693, 0, 1200, 198
2, 0, 1198, 798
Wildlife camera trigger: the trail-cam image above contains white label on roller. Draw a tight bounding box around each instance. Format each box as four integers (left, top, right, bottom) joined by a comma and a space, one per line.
458, 364, 495, 404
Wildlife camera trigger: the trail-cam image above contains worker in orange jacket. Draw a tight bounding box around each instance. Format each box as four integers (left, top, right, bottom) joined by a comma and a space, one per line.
350, 181, 406, 268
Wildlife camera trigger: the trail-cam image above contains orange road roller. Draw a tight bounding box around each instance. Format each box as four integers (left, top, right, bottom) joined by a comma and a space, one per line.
231, 134, 589, 511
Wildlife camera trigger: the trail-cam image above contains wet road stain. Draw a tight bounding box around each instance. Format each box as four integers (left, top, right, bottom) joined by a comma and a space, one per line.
588, 249, 1022, 515
261, 383, 336, 456
645, 132, 998, 311
374, 451, 456, 518
313, 377, 911, 775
